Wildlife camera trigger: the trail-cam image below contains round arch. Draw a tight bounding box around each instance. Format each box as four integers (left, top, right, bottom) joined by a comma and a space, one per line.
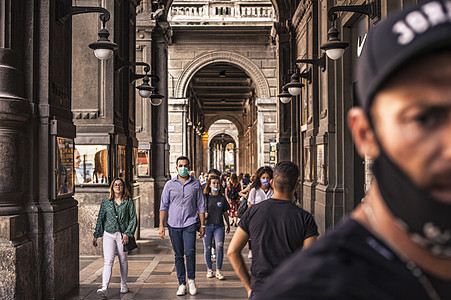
204, 114, 244, 137
175, 50, 271, 100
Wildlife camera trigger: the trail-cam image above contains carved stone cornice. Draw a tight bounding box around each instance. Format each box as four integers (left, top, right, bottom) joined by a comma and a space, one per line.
292, 0, 311, 29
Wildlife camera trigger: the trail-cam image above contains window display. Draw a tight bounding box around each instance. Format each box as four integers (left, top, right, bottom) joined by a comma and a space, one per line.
75, 145, 108, 184
138, 149, 150, 176
57, 137, 74, 195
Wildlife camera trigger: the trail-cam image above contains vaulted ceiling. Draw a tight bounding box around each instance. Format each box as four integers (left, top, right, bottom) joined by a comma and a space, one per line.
189, 63, 255, 114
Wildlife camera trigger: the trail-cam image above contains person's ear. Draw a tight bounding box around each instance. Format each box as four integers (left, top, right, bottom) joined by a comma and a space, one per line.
347, 108, 379, 159
294, 181, 300, 191
270, 179, 274, 189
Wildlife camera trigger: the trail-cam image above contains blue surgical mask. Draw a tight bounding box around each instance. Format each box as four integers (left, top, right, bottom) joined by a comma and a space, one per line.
260, 179, 270, 187
211, 187, 220, 193
178, 167, 189, 177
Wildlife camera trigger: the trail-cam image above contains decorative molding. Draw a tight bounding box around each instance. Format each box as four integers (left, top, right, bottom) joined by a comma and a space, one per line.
73, 111, 99, 119
175, 50, 271, 100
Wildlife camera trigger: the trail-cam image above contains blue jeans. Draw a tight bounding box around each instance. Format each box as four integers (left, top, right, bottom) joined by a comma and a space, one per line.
168, 224, 197, 285
202, 224, 225, 270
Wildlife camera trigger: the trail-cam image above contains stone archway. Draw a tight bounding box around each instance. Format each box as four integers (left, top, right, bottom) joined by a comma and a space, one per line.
175, 50, 271, 100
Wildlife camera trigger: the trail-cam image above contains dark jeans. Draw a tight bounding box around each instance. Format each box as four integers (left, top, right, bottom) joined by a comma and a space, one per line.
168, 223, 197, 285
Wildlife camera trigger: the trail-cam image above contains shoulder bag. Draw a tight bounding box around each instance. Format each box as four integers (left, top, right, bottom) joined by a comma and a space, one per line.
112, 200, 138, 252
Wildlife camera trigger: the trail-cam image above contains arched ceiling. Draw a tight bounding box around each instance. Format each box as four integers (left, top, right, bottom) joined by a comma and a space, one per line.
189, 63, 255, 114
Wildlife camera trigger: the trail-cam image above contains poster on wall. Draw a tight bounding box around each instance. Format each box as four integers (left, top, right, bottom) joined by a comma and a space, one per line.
118, 145, 126, 180
304, 147, 311, 181
57, 137, 74, 196
317, 144, 327, 184
75, 145, 108, 184
138, 149, 150, 176
269, 140, 277, 169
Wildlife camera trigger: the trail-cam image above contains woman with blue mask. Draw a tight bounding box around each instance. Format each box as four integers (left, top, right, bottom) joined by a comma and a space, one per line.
246, 166, 274, 259
202, 175, 231, 280
248, 166, 274, 207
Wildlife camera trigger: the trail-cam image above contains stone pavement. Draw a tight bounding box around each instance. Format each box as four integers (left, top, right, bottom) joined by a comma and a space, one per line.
64, 227, 250, 300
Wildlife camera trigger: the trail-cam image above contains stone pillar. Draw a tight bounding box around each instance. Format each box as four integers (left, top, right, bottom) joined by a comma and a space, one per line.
257, 98, 277, 167
151, 20, 171, 226
274, 22, 292, 162
0, 2, 35, 297
0, 1, 80, 298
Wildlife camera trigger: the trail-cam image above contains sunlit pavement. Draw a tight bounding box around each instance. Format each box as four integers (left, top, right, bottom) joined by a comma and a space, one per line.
64, 226, 249, 300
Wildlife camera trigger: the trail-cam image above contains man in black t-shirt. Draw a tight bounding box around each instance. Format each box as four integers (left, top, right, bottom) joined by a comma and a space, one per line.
227, 161, 318, 299
260, 2, 451, 299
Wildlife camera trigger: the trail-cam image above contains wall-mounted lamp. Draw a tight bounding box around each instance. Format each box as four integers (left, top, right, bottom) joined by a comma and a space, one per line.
285, 68, 312, 96
321, 0, 381, 60
56, 1, 118, 60
150, 89, 164, 106
295, 54, 326, 72
320, 27, 349, 60
277, 85, 292, 104
115, 59, 161, 102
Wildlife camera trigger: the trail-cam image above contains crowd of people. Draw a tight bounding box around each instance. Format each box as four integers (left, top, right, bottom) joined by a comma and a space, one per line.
91, 2, 451, 298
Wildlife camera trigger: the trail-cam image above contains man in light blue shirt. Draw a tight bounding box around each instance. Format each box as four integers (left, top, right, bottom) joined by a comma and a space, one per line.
159, 156, 205, 296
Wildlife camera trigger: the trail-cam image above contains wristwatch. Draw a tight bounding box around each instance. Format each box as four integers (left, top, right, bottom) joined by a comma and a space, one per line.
201, 225, 205, 228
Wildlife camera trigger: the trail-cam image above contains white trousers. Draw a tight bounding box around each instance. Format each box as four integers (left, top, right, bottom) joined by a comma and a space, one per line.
102, 231, 128, 287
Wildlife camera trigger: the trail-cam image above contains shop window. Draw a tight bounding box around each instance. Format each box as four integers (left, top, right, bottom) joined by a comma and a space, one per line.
75, 145, 108, 184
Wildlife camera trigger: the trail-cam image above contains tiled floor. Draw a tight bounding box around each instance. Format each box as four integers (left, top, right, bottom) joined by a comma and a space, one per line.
64, 227, 250, 299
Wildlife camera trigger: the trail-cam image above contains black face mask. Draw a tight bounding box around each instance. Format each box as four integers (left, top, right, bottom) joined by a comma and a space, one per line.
372, 147, 451, 257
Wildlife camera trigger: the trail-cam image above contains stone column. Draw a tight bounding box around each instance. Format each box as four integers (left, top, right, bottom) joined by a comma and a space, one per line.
0, 2, 35, 297
151, 20, 171, 226
274, 22, 292, 162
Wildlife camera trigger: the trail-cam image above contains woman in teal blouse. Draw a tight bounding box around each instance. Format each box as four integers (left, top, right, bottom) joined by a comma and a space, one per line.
92, 178, 137, 297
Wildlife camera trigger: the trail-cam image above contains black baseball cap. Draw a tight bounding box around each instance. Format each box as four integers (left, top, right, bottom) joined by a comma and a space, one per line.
357, 0, 451, 112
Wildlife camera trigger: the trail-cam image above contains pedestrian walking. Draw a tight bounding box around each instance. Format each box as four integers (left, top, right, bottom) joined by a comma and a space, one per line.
247, 166, 274, 259
226, 173, 241, 227
248, 166, 274, 207
159, 156, 205, 296
260, 2, 451, 299
227, 161, 318, 300
201, 168, 223, 261
92, 178, 138, 297
202, 175, 231, 280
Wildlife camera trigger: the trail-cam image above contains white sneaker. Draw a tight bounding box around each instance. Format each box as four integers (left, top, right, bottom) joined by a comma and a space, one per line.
120, 283, 128, 294
215, 270, 225, 280
96, 287, 107, 297
176, 284, 186, 296
248, 251, 252, 259
206, 269, 214, 278
188, 279, 197, 295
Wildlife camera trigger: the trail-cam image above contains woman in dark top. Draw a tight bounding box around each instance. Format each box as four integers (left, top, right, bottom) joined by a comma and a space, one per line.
92, 178, 137, 297
203, 175, 231, 280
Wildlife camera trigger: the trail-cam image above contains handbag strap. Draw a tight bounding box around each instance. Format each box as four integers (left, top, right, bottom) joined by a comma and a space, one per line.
111, 200, 124, 237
